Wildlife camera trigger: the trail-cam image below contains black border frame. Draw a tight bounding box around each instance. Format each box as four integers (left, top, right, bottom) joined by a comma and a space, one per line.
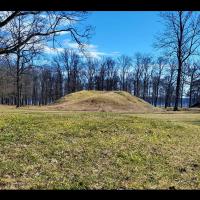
1, 0, 200, 11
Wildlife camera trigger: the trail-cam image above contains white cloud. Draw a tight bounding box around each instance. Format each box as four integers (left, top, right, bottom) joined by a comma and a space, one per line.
41, 39, 120, 59
43, 45, 64, 55
84, 49, 121, 59
85, 51, 107, 59
57, 31, 70, 36
67, 42, 79, 49
62, 39, 120, 59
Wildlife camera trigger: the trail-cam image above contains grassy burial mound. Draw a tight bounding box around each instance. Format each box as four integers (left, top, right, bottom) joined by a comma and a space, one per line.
49, 90, 158, 112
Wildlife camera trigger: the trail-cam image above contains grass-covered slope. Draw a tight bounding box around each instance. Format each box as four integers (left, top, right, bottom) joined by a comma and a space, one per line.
49, 90, 158, 112
0, 109, 200, 189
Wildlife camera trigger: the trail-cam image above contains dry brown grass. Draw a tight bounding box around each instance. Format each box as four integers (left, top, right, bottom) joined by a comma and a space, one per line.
45, 90, 159, 113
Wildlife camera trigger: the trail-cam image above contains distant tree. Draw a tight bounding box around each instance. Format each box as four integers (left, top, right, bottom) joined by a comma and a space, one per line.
180, 63, 188, 108
54, 63, 64, 100
133, 53, 143, 97
58, 49, 83, 94
0, 57, 15, 104
118, 55, 132, 91
152, 56, 166, 106
40, 67, 53, 105
163, 59, 177, 108
141, 55, 152, 100
31, 67, 41, 105
85, 58, 97, 90
104, 57, 116, 91
186, 61, 200, 107
98, 59, 107, 91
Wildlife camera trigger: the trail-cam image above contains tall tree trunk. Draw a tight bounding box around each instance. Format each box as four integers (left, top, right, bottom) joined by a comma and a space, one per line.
189, 75, 193, 107
174, 12, 183, 111
16, 54, 20, 108
154, 84, 158, 107
174, 60, 182, 111
165, 94, 169, 108
136, 79, 139, 96
180, 79, 184, 108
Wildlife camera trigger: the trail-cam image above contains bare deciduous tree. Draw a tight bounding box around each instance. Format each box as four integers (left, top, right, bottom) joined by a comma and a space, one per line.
152, 56, 166, 106
0, 11, 92, 55
118, 55, 132, 91
155, 11, 200, 110
4, 14, 42, 107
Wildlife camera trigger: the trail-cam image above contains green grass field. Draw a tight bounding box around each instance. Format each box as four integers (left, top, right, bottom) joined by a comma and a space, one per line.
0, 106, 200, 189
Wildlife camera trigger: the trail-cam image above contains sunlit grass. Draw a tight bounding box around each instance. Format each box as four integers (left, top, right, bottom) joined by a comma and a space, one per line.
0, 107, 200, 189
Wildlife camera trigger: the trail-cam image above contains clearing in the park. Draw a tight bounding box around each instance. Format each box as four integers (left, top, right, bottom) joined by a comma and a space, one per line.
0, 91, 200, 189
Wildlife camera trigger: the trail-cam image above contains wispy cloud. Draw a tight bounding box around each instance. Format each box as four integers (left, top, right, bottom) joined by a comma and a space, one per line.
57, 31, 70, 36
63, 39, 120, 59
43, 45, 64, 55
41, 39, 120, 59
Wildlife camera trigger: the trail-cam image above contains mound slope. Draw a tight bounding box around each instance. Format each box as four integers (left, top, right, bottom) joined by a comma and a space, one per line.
47, 90, 158, 112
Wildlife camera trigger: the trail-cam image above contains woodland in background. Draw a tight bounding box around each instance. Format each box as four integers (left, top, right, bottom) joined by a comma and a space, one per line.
1, 11, 200, 109
0, 51, 200, 108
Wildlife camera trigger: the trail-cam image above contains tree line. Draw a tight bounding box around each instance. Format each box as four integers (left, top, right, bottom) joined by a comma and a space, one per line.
1, 50, 200, 108
0, 11, 200, 110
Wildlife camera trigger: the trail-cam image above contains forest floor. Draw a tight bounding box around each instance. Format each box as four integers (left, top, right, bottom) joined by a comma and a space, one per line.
0, 106, 200, 189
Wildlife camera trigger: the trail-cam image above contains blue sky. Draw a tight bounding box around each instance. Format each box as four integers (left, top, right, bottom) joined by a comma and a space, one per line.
83, 11, 164, 57
43, 11, 164, 61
